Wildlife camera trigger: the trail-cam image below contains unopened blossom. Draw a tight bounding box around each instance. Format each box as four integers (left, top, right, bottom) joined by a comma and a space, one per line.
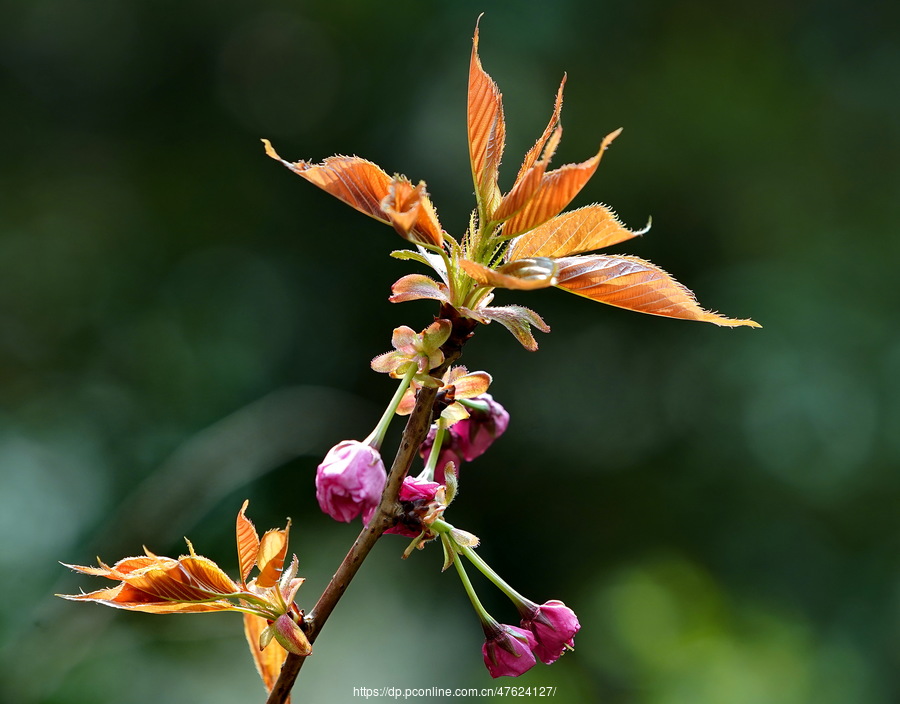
520, 599, 580, 664
315, 440, 386, 523
482, 623, 538, 678
451, 393, 509, 461
271, 613, 312, 656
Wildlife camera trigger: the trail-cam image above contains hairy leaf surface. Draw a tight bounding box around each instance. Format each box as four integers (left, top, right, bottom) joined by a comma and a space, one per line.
510, 205, 649, 259
468, 23, 506, 212
460, 257, 558, 290
555, 255, 760, 327
236, 500, 260, 584
503, 128, 621, 238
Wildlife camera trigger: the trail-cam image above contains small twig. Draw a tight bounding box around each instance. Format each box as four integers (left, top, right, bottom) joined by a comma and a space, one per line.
265, 306, 477, 704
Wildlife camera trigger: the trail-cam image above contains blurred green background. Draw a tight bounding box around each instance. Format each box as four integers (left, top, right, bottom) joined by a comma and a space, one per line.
2, 0, 898, 702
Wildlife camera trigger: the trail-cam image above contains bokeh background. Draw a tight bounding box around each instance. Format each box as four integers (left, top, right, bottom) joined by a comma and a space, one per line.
2, 0, 898, 702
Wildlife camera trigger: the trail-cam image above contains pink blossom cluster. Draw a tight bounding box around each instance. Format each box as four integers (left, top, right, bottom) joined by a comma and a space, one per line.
420, 393, 509, 481
482, 601, 580, 677
313, 393, 577, 679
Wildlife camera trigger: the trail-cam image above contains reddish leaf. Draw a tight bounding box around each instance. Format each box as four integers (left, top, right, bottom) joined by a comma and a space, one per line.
389, 274, 451, 304
264, 140, 442, 246
380, 178, 444, 247
515, 76, 566, 183
451, 370, 492, 398
256, 523, 290, 589
236, 500, 260, 585
62, 555, 159, 579
464, 304, 550, 351
460, 257, 558, 291
509, 204, 649, 260
58, 583, 237, 613
468, 22, 506, 212
493, 77, 566, 224
554, 255, 761, 327
492, 155, 547, 223
124, 556, 240, 602
243, 613, 291, 701
503, 128, 622, 238
264, 141, 391, 223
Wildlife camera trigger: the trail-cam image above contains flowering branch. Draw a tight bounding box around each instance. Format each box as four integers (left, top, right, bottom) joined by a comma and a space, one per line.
266, 306, 477, 704
59, 18, 758, 704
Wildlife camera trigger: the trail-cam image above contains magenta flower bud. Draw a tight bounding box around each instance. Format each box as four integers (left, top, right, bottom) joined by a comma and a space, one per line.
398, 476, 442, 502
520, 600, 580, 664
482, 623, 538, 678
315, 440, 386, 523
452, 393, 509, 461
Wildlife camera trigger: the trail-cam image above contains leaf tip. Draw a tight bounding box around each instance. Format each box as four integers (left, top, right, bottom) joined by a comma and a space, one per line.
261, 138, 279, 160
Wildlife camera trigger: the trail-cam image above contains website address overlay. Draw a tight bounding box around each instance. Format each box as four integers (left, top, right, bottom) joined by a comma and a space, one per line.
353, 686, 558, 699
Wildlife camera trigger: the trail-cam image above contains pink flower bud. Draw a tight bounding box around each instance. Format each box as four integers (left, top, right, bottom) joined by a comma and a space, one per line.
482, 623, 537, 678
451, 393, 509, 461
315, 440, 386, 523
520, 600, 580, 664
398, 476, 442, 502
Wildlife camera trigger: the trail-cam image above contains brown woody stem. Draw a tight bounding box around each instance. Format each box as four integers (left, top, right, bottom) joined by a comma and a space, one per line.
265, 305, 476, 704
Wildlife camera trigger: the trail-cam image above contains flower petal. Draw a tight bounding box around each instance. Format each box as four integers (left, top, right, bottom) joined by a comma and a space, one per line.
509, 204, 650, 259
554, 254, 761, 327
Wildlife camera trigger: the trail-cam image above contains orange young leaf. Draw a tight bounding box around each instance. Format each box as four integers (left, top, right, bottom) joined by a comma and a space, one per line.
380, 178, 444, 247
256, 522, 290, 589
451, 370, 492, 398
244, 613, 291, 701
468, 21, 506, 213
263, 140, 442, 247
123, 554, 241, 602
502, 128, 622, 238
460, 257, 558, 290
236, 500, 261, 585
59, 583, 238, 613
514, 75, 566, 184
492, 151, 548, 223
554, 255, 761, 327
493, 77, 566, 223
509, 204, 650, 260
263, 142, 391, 222
59, 550, 244, 613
